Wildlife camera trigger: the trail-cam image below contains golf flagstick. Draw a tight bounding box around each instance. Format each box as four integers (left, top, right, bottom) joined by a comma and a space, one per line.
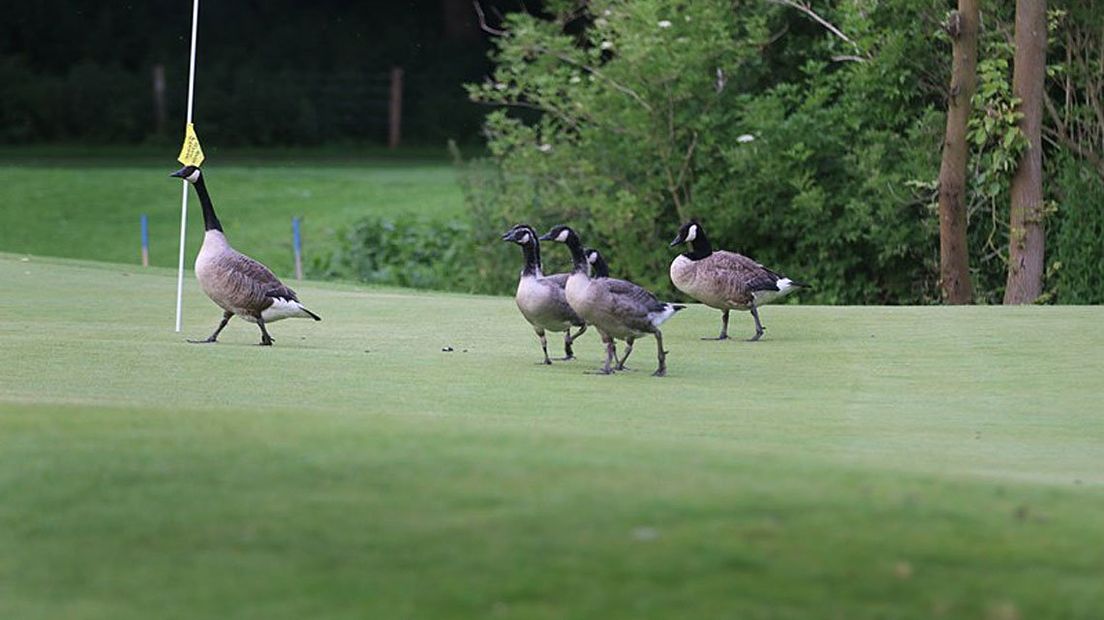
175, 0, 204, 332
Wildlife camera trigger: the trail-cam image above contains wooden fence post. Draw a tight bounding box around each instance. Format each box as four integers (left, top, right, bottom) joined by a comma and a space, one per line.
388, 67, 404, 149
152, 64, 167, 136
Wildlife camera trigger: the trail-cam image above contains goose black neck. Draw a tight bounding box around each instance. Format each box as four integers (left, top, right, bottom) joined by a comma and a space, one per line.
591, 256, 610, 278
193, 175, 223, 232
565, 235, 589, 274
520, 238, 542, 277
684, 229, 713, 260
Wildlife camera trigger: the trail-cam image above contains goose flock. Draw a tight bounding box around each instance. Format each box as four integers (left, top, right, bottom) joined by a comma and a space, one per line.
173, 166, 806, 376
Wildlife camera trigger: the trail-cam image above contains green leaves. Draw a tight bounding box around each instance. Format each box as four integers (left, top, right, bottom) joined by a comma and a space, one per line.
460, 0, 989, 303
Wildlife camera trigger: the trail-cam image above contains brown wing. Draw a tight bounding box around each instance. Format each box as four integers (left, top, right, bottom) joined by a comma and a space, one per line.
596, 278, 672, 332
220, 252, 299, 308
604, 278, 668, 314
707, 251, 783, 299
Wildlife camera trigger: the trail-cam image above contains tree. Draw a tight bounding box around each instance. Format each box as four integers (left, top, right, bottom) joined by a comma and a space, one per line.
937, 0, 979, 304
1004, 0, 1047, 303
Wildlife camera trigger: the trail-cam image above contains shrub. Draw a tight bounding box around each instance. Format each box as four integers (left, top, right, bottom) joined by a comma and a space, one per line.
461, 0, 950, 303
1050, 155, 1104, 303
313, 214, 486, 292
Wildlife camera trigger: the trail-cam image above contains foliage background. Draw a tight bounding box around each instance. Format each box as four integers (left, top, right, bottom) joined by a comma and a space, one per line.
375, 0, 1098, 305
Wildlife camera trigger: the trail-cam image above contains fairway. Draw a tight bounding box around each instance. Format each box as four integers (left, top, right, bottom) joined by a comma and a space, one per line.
2, 254, 1102, 619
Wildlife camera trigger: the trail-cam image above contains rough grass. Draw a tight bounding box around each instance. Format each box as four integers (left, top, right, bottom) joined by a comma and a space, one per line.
1, 254, 1102, 619
0, 147, 464, 276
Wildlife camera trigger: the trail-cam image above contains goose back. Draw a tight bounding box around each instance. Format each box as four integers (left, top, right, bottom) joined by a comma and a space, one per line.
670, 250, 787, 310
566, 272, 677, 340
196, 230, 313, 322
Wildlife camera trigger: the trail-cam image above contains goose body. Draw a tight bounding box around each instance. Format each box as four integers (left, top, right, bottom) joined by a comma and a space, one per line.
564, 273, 680, 342
502, 224, 586, 364
195, 230, 320, 324
669, 220, 804, 341
172, 165, 320, 345
542, 226, 683, 376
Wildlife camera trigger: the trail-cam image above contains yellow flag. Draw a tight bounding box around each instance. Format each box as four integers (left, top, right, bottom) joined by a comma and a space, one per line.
177, 123, 205, 167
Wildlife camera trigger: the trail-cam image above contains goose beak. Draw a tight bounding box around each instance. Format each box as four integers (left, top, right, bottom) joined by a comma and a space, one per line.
500, 231, 514, 242
669, 235, 683, 247
538, 232, 553, 241
170, 167, 190, 178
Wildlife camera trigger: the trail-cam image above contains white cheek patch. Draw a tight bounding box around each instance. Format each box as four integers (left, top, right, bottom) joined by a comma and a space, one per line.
587, 253, 597, 264
684, 225, 698, 243
186, 169, 201, 183
556, 229, 570, 243
519, 232, 531, 244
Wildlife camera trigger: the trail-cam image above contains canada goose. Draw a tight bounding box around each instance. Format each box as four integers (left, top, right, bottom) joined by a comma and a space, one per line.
541, 226, 684, 377
170, 165, 321, 345
501, 224, 587, 364
669, 220, 805, 341
583, 248, 636, 370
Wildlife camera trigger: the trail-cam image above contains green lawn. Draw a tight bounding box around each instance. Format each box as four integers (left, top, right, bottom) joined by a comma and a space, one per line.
0, 147, 464, 277
1, 254, 1102, 619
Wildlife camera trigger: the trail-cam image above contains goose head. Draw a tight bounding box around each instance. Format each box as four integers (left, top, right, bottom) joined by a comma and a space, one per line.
669, 220, 703, 247
538, 225, 579, 246
501, 224, 539, 246
170, 165, 203, 184
584, 247, 610, 278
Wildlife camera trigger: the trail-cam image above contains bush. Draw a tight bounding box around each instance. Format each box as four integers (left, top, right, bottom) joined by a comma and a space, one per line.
460, 0, 950, 303
1050, 156, 1104, 303
313, 214, 486, 292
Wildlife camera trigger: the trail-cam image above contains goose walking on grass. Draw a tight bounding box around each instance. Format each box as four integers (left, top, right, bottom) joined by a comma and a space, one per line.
542, 226, 684, 377
583, 247, 634, 371
171, 165, 321, 346
669, 220, 805, 342
502, 224, 587, 364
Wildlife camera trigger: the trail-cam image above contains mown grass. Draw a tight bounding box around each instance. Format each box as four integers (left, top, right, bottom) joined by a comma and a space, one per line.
1, 254, 1102, 619
0, 147, 464, 277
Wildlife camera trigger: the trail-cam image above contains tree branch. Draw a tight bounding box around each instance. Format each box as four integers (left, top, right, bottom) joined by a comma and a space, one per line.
527, 44, 653, 112
1044, 94, 1104, 181
473, 1, 507, 37
766, 0, 869, 60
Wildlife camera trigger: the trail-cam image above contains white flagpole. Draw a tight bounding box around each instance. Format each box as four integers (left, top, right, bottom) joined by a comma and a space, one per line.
175, 0, 201, 332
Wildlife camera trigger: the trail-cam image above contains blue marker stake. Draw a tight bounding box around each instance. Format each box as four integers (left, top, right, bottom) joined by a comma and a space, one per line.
141, 214, 150, 267
292, 216, 303, 280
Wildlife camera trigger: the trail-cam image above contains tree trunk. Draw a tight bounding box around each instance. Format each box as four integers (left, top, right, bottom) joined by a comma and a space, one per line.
1004, 0, 1047, 304
937, 1, 978, 304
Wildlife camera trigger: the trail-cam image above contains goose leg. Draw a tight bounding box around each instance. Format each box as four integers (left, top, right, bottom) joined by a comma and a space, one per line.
586, 332, 616, 375
601, 336, 616, 375
188, 311, 233, 344
257, 317, 275, 346
615, 337, 635, 370
653, 329, 668, 377
562, 324, 586, 360
747, 305, 765, 342
702, 309, 730, 341
536, 328, 552, 365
